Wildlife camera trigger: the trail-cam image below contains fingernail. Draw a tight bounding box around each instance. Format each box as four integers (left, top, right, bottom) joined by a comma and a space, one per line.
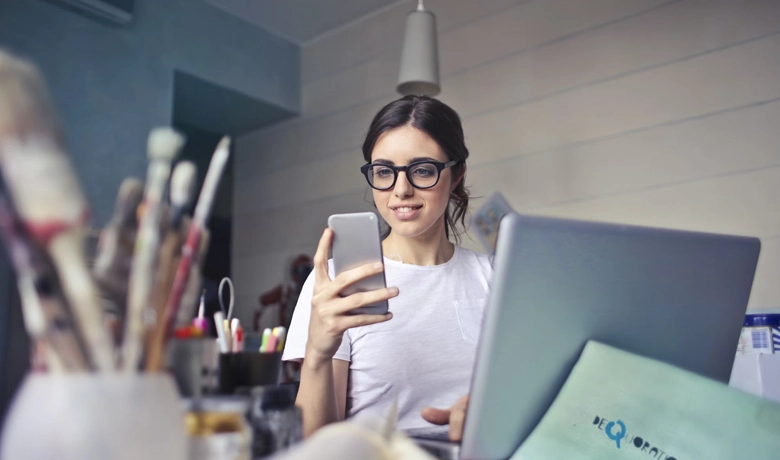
373, 262, 383, 270
389, 287, 399, 295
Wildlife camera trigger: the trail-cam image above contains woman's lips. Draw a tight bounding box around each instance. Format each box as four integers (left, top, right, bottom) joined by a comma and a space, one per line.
391, 205, 422, 221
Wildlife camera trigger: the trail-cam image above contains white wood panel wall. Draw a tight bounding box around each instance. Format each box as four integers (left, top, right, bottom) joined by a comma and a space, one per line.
234, 0, 780, 328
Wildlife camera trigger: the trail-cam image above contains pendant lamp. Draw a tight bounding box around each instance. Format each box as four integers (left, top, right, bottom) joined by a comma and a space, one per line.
397, 0, 440, 96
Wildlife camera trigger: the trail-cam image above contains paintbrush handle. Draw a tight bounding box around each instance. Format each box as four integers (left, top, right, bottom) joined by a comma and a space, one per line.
0, 201, 90, 371
0, 137, 114, 370
174, 228, 210, 328
144, 226, 200, 372
48, 234, 116, 371
162, 228, 200, 332
192, 138, 230, 227
93, 178, 143, 318
143, 230, 183, 372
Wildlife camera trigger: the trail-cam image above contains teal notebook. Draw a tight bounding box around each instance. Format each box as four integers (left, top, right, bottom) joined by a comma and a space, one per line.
513, 341, 780, 460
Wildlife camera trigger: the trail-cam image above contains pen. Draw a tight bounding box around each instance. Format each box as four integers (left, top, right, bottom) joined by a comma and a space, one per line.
232, 322, 244, 352
192, 289, 208, 334
260, 328, 272, 353
265, 333, 278, 354
224, 319, 232, 351
273, 326, 287, 352
213, 311, 230, 353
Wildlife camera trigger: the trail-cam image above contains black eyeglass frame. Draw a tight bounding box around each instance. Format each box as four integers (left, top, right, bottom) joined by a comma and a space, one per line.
360, 160, 460, 191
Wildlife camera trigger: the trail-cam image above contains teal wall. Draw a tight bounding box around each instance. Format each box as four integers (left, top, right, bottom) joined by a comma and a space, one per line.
0, 0, 299, 225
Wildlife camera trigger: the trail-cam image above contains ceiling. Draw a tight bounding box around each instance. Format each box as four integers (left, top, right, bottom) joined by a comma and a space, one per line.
205, 0, 405, 44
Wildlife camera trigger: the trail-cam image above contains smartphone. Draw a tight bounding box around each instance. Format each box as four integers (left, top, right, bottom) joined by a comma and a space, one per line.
327, 212, 389, 315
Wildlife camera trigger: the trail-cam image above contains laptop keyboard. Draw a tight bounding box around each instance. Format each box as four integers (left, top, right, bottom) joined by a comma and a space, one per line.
405, 427, 452, 441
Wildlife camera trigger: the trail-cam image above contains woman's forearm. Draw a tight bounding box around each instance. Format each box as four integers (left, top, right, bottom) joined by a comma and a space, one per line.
296, 353, 341, 438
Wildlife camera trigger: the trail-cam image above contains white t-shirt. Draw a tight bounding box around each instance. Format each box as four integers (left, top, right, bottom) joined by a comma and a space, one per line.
282, 245, 493, 430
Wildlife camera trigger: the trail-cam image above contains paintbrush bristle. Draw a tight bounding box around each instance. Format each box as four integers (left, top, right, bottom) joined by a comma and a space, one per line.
147, 127, 184, 162
216, 136, 231, 154
0, 50, 61, 141
170, 161, 196, 207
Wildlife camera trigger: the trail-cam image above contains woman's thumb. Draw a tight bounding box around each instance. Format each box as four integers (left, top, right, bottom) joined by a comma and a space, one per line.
421, 407, 451, 425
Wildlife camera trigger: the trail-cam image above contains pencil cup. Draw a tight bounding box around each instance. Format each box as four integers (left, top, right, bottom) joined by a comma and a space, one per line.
167, 337, 220, 397
219, 351, 282, 395
0, 373, 187, 460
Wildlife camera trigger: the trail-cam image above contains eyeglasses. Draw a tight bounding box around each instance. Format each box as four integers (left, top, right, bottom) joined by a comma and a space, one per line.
360, 160, 459, 191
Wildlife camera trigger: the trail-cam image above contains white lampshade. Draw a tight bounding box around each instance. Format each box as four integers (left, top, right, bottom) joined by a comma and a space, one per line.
397, 1, 440, 96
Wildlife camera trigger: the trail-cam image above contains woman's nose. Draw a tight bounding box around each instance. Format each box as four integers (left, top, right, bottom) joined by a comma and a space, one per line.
394, 170, 414, 198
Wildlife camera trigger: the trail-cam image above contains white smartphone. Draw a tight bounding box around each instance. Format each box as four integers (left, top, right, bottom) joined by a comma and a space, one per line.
327, 212, 389, 315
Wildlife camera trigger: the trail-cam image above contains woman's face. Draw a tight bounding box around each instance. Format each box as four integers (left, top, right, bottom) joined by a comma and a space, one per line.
370, 125, 458, 240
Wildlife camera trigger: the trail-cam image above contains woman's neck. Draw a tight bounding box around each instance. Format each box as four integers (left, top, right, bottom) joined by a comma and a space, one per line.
382, 221, 455, 266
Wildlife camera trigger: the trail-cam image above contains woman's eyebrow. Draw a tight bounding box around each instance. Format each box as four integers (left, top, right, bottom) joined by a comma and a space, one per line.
371, 156, 438, 165
410, 156, 438, 163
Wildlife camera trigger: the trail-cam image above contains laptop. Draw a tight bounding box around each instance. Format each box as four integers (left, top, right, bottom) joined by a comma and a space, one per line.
411, 213, 760, 460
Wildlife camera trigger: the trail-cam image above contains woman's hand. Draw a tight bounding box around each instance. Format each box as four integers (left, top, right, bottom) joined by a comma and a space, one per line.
421, 395, 470, 441
305, 228, 398, 365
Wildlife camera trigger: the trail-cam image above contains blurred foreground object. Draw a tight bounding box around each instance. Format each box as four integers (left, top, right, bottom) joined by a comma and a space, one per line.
270, 397, 434, 460
0, 49, 115, 371
1, 373, 186, 460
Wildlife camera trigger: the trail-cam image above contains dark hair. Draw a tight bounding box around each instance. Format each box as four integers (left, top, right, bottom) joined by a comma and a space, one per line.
362, 95, 470, 243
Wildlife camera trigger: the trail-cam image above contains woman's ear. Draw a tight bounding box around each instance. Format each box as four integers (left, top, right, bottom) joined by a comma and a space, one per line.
451, 163, 467, 192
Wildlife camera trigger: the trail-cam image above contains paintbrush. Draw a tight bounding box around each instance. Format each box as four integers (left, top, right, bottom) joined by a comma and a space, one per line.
0, 188, 91, 371
168, 161, 196, 229
93, 178, 144, 324
121, 127, 183, 372
153, 163, 196, 320
159, 137, 230, 349
174, 228, 210, 328
143, 161, 196, 371
0, 50, 115, 371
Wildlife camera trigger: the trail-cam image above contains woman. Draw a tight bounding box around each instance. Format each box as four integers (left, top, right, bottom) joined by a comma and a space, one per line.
282, 95, 492, 440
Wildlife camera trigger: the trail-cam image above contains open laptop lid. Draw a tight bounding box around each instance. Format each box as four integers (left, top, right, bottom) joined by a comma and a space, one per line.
460, 214, 760, 460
